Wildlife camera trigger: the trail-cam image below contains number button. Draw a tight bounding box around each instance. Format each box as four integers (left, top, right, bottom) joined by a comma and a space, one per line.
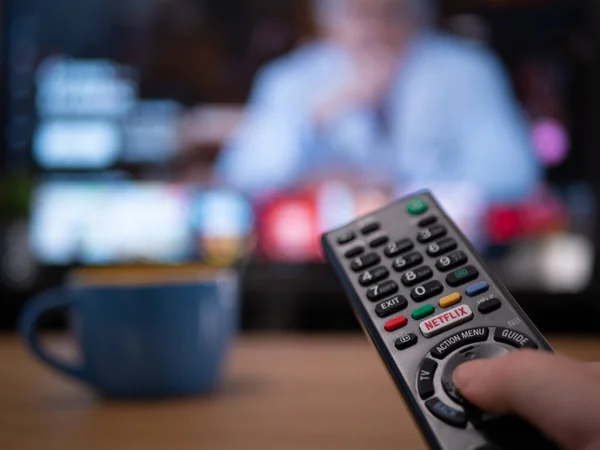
350, 253, 381, 272
426, 238, 457, 257
392, 252, 423, 272
436, 251, 468, 272
417, 225, 447, 243
401, 266, 433, 287
367, 281, 399, 302
411, 280, 444, 302
358, 266, 389, 287
384, 239, 414, 258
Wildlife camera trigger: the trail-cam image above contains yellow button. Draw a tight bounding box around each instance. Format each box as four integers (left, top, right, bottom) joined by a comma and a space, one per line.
439, 293, 462, 309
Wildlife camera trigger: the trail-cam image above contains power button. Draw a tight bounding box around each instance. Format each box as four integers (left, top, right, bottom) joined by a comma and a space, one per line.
407, 199, 429, 216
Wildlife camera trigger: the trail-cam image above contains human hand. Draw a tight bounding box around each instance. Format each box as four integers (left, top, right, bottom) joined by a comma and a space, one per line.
454, 350, 600, 450
313, 47, 398, 127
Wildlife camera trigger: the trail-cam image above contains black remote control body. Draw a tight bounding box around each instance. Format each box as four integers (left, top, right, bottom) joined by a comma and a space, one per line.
321, 191, 559, 450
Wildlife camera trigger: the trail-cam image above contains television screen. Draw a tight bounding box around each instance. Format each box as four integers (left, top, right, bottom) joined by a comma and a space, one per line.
3, 0, 598, 295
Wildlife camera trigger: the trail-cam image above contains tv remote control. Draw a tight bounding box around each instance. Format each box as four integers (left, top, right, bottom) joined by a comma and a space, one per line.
321, 191, 560, 450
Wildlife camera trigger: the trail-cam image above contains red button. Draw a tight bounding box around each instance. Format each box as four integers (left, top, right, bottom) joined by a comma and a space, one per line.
384, 316, 408, 332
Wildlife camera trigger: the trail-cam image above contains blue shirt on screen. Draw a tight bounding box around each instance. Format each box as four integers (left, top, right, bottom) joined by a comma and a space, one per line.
216, 32, 540, 203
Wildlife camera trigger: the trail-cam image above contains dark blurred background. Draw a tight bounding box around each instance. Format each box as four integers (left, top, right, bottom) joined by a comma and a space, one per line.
1, 0, 600, 332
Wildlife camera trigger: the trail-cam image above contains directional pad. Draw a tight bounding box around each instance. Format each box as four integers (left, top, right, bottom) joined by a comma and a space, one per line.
441, 344, 510, 405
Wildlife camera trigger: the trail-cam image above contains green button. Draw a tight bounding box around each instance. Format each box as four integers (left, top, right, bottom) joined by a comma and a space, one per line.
412, 304, 435, 320
454, 268, 470, 279
407, 199, 429, 216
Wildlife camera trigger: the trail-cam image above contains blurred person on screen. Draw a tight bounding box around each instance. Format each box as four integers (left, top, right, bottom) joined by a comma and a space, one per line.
216, 0, 540, 203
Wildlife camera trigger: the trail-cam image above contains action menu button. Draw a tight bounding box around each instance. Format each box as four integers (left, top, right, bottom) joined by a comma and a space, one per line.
430, 327, 490, 360
411, 280, 444, 303
367, 280, 399, 302
392, 252, 423, 272
494, 328, 538, 349
401, 266, 433, 287
426, 238, 458, 257
417, 358, 438, 400
425, 398, 467, 428
350, 253, 381, 272
417, 225, 447, 243
358, 266, 389, 287
384, 239, 414, 258
446, 266, 479, 287
375, 296, 408, 318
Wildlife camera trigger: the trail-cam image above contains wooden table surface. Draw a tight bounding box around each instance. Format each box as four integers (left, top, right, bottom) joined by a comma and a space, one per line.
2, 334, 600, 450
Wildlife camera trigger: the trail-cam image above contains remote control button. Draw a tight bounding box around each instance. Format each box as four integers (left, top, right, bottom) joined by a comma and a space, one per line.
375, 296, 408, 318
351, 253, 380, 272
439, 292, 462, 309
411, 281, 444, 303
345, 245, 365, 258
392, 252, 423, 272
426, 238, 458, 257
395, 333, 418, 350
441, 344, 510, 406
446, 266, 479, 287
401, 266, 433, 287
384, 239, 414, 258
425, 398, 467, 428
494, 328, 538, 349
407, 199, 429, 216
337, 231, 356, 245
430, 327, 490, 359
418, 216, 438, 228
417, 225, 447, 243
384, 316, 408, 332
361, 222, 381, 235
478, 297, 502, 314
436, 251, 468, 272
417, 358, 438, 400
358, 266, 389, 287
369, 234, 389, 248
466, 281, 490, 297
367, 281, 399, 302
419, 305, 474, 338
412, 304, 435, 321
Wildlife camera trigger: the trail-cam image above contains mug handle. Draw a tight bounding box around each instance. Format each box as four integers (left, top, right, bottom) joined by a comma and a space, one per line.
19, 288, 89, 382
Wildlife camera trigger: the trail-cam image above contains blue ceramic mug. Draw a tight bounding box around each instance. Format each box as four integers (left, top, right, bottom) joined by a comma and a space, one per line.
19, 270, 239, 399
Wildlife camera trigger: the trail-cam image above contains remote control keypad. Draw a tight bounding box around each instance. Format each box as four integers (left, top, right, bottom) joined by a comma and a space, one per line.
336, 200, 501, 354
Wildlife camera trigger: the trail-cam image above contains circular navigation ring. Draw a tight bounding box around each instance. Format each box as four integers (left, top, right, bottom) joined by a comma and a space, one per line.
441, 344, 510, 404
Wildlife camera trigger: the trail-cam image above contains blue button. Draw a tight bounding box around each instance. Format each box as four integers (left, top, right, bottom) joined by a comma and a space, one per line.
466, 281, 489, 297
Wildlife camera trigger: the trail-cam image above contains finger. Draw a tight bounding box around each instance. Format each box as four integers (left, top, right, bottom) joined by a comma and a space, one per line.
453, 351, 600, 450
